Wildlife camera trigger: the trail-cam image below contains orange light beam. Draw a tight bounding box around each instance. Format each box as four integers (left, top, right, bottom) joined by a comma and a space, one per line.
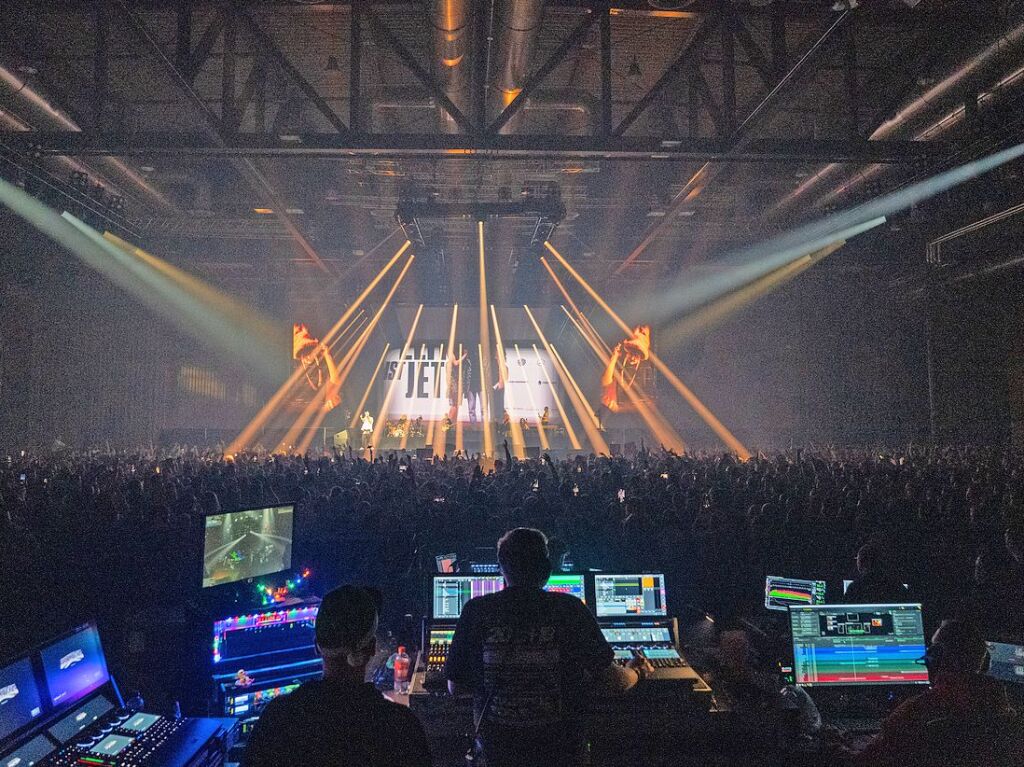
348, 343, 391, 436
525, 307, 604, 453
371, 304, 424, 452
400, 344, 429, 450
477, 221, 495, 457
333, 252, 416, 430
514, 343, 550, 451
544, 240, 749, 459
529, 337, 583, 452
279, 253, 414, 453
490, 304, 526, 459
454, 343, 465, 455
326, 310, 367, 354
229, 240, 411, 452
425, 342, 446, 448
549, 344, 600, 429
540, 256, 610, 355
435, 305, 459, 456
560, 304, 686, 454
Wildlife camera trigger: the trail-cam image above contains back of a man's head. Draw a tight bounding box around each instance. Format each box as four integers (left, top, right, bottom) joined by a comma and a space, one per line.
316, 585, 381, 670
856, 542, 881, 575
929, 620, 989, 675
497, 527, 552, 589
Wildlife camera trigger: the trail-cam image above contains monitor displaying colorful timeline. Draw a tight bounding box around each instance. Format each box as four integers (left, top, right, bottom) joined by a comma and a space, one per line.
594, 574, 668, 618
789, 604, 929, 687
432, 574, 588, 619
545, 574, 586, 603
764, 576, 827, 611
432, 576, 505, 620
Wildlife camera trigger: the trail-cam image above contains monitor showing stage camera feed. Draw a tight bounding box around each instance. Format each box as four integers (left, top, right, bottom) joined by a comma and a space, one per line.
789, 604, 929, 687
203, 505, 294, 588
39, 623, 110, 708
594, 574, 668, 617
765, 576, 827, 611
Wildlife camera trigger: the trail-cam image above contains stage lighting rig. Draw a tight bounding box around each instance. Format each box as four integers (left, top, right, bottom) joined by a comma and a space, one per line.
394, 185, 565, 250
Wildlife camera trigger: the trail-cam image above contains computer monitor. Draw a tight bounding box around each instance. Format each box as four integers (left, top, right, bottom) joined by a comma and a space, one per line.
544, 574, 586, 603
432, 576, 505, 620
38, 622, 110, 708
843, 579, 909, 594
765, 576, 827, 611
594, 574, 668, 618
0, 656, 44, 744
431, 574, 587, 619
202, 504, 294, 588
435, 554, 457, 574
212, 605, 319, 666
986, 641, 1024, 684
789, 603, 929, 687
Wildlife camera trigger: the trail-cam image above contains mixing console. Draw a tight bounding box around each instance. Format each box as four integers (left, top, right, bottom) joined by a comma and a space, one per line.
38, 708, 227, 767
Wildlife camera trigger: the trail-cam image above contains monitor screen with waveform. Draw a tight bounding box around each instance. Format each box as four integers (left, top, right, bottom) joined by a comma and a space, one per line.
764, 576, 827, 611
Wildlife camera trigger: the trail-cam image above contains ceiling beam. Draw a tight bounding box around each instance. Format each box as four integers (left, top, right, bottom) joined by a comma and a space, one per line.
8, 130, 951, 163
112, 0, 333, 274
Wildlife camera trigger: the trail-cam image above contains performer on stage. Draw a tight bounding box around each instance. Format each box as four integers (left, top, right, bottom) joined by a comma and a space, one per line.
360, 410, 374, 448
447, 349, 479, 424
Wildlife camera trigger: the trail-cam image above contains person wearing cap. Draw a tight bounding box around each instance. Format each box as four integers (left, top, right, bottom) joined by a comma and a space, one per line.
445, 527, 653, 767
243, 585, 431, 767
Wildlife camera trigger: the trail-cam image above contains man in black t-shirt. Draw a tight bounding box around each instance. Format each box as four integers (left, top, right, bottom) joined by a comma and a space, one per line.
446, 528, 652, 767
244, 585, 431, 767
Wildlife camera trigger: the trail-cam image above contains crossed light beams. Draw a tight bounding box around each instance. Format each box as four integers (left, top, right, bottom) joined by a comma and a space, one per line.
659, 241, 846, 350
371, 304, 424, 452
513, 343, 550, 451
490, 304, 526, 459
349, 344, 392, 435
558, 303, 686, 454
282, 253, 417, 454
544, 241, 747, 458
524, 305, 603, 454
635, 142, 1024, 331
0, 175, 288, 382
228, 241, 412, 453
543, 251, 685, 452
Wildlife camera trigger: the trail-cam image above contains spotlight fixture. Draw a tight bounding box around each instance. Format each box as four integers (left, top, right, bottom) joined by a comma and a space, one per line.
325, 55, 340, 71
627, 56, 642, 78
831, 0, 858, 9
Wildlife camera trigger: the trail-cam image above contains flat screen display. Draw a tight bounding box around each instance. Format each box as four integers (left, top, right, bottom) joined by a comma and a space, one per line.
39, 624, 109, 708
986, 642, 1024, 684
789, 604, 929, 687
594, 574, 668, 618
203, 505, 294, 588
47, 694, 114, 744
0, 734, 56, 767
0, 657, 43, 743
765, 576, 827, 611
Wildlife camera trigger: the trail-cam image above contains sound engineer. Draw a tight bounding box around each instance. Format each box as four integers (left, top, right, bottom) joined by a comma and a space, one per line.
243, 585, 431, 767
445, 527, 653, 767
847, 620, 1017, 767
